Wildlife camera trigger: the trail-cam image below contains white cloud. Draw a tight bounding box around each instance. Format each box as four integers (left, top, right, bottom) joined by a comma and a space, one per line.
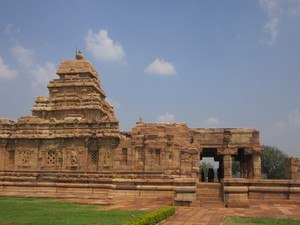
288, 109, 300, 128
262, 17, 279, 45
273, 109, 300, 131
11, 42, 35, 68
4, 23, 13, 34
0, 56, 18, 79
31, 62, 56, 91
259, 0, 300, 46
145, 58, 176, 76
200, 117, 220, 128
4, 23, 20, 34
106, 97, 122, 109
85, 29, 125, 62
156, 113, 175, 123
11, 42, 56, 92
273, 120, 286, 130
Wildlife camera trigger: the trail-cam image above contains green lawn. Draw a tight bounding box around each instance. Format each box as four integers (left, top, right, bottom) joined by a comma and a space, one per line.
0, 197, 147, 225
224, 216, 300, 225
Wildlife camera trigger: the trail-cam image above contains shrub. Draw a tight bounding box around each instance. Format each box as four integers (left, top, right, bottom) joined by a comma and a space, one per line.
124, 206, 175, 225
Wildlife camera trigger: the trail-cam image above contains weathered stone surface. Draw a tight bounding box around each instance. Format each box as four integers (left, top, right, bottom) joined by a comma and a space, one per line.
0, 52, 276, 207
286, 157, 300, 180
225, 193, 249, 208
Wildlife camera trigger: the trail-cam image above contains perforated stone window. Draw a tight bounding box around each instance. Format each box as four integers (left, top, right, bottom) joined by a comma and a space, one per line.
121, 148, 128, 165
90, 151, 98, 165
47, 151, 56, 166
8, 151, 15, 164
155, 149, 160, 165
137, 148, 144, 162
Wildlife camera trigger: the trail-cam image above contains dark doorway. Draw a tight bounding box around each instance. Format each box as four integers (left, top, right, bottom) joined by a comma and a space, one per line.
200, 148, 223, 182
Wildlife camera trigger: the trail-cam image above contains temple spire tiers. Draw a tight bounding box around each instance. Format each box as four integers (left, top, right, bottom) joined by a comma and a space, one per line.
32, 55, 116, 118
27, 53, 119, 139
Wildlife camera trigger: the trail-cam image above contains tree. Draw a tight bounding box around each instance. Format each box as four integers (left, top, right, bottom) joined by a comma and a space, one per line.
261, 145, 287, 179
201, 161, 214, 174
200, 161, 214, 181
232, 158, 240, 177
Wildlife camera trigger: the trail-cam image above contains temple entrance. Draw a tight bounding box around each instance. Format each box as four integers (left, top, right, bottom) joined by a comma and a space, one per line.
197, 148, 224, 205
232, 148, 253, 178
200, 148, 223, 183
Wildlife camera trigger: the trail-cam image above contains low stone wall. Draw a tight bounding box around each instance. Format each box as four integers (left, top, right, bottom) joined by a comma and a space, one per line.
223, 178, 300, 207
173, 185, 196, 206
0, 171, 196, 202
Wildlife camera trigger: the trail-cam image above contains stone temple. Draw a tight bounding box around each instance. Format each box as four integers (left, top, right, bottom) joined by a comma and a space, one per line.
0, 51, 299, 207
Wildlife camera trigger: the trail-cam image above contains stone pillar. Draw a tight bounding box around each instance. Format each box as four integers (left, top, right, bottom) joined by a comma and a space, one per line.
252, 155, 261, 179
191, 152, 200, 180
285, 157, 300, 180
240, 156, 249, 178
223, 155, 232, 179
144, 148, 152, 171
219, 159, 224, 180
0, 140, 6, 171
285, 158, 291, 179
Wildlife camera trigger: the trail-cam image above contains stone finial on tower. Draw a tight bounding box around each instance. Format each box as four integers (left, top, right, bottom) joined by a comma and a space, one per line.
136, 117, 145, 126
76, 50, 84, 60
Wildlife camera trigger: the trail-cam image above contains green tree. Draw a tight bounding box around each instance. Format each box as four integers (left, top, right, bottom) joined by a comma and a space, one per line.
232, 158, 240, 177
200, 161, 214, 180
201, 161, 214, 174
261, 145, 287, 179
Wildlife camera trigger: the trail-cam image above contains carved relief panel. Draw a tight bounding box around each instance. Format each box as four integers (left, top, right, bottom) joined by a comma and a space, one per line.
66, 148, 84, 170
102, 148, 112, 169
145, 148, 162, 171
19, 150, 33, 168
135, 147, 145, 170
13, 140, 39, 170
180, 149, 199, 177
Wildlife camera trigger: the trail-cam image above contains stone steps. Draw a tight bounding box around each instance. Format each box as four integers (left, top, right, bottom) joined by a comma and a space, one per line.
195, 182, 224, 206
196, 190, 223, 196
197, 182, 221, 189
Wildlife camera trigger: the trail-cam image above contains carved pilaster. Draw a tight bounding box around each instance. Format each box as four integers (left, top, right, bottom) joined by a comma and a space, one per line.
0, 139, 8, 171
252, 154, 261, 179
223, 154, 232, 179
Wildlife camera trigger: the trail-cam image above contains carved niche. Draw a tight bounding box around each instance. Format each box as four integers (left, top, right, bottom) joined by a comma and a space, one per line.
70, 151, 78, 166
14, 149, 34, 169
103, 148, 111, 167
21, 150, 32, 166
66, 148, 83, 169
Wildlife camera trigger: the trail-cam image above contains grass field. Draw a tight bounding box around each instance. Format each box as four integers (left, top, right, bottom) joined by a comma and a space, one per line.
224, 216, 300, 225
0, 197, 147, 225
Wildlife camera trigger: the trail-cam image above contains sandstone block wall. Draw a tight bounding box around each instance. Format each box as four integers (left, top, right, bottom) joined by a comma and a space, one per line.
285, 157, 300, 180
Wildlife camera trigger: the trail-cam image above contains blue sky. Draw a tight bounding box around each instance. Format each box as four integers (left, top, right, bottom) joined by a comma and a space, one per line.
0, 0, 299, 157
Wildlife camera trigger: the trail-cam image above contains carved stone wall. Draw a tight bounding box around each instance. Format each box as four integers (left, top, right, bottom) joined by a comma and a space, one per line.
0, 53, 263, 180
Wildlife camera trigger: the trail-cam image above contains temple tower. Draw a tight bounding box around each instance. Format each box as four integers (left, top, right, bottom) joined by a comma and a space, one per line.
32, 51, 118, 124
